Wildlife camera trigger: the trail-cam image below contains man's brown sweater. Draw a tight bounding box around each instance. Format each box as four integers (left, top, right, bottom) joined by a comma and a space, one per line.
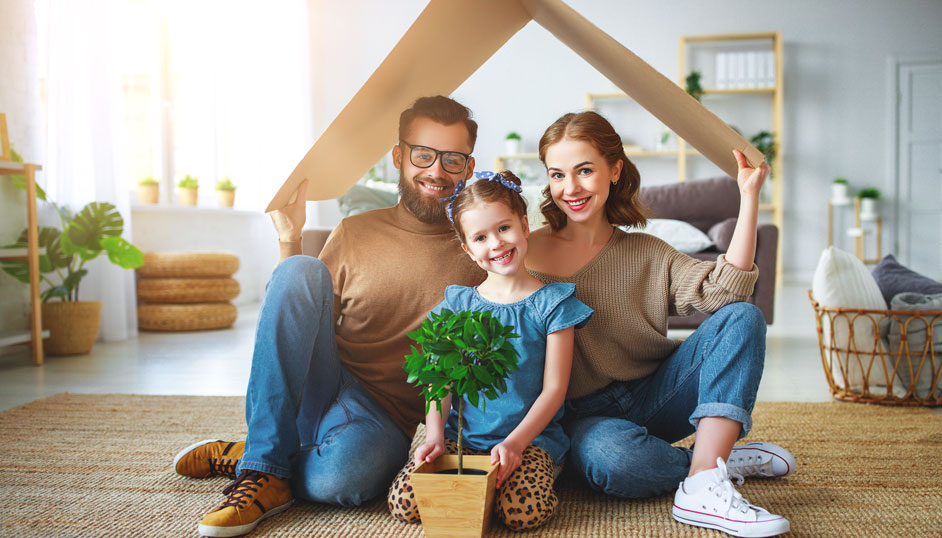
530, 229, 757, 399
314, 203, 484, 436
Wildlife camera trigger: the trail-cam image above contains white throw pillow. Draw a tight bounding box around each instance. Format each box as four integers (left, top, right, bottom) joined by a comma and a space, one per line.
811, 247, 898, 394
621, 219, 713, 254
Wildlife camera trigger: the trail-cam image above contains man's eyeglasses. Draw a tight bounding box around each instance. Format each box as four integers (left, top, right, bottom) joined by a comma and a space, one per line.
400, 141, 471, 174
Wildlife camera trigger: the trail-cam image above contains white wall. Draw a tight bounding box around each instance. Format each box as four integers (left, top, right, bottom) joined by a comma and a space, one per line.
308, 0, 942, 282
0, 0, 43, 333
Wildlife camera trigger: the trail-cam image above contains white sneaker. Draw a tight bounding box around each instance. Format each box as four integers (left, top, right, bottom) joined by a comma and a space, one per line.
673, 457, 790, 537
727, 442, 795, 481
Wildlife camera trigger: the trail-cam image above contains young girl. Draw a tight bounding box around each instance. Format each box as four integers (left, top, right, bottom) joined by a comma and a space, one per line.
387, 170, 592, 531
526, 111, 794, 537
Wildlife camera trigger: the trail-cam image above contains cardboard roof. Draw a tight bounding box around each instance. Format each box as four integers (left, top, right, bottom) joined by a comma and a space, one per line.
266, 0, 764, 212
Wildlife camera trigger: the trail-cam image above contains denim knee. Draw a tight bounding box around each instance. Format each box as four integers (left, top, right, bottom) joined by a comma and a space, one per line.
711, 302, 766, 340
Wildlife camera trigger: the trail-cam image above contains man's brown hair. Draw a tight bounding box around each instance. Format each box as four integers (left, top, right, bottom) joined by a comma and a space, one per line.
399, 96, 478, 150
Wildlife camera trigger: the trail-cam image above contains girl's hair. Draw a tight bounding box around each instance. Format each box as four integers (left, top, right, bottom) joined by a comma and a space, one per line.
450, 170, 528, 244
537, 111, 647, 231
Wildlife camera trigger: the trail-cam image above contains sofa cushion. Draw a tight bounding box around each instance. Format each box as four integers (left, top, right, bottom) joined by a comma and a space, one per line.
621, 219, 714, 254
639, 176, 740, 233
871, 254, 942, 305
708, 217, 738, 252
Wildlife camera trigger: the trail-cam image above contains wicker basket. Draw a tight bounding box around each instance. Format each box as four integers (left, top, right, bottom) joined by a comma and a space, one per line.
137, 253, 239, 278
41, 301, 102, 355
808, 290, 942, 406
137, 277, 240, 304
138, 303, 237, 332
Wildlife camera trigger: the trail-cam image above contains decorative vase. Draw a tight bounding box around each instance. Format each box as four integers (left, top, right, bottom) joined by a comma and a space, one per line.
411, 455, 498, 538
138, 184, 159, 204
178, 188, 198, 206
504, 139, 521, 155
41, 301, 102, 355
831, 183, 850, 206
859, 198, 878, 221
217, 190, 235, 208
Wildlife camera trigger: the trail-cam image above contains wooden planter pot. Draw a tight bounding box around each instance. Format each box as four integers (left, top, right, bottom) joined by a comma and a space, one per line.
138, 184, 159, 204
216, 190, 235, 208
177, 187, 198, 206
41, 301, 102, 355
411, 455, 498, 538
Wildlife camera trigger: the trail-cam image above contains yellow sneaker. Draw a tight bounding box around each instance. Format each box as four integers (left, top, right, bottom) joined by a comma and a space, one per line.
173, 439, 244, 479
198, 470, 293, 537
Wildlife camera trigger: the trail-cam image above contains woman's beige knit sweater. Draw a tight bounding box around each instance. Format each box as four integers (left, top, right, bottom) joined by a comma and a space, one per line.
529, 229, 758, 399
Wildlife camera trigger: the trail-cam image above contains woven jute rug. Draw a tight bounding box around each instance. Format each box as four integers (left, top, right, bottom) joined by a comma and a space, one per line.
0, 394, 939, 537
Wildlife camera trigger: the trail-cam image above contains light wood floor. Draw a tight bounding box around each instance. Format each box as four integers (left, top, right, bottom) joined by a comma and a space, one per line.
0, 284, 832, 411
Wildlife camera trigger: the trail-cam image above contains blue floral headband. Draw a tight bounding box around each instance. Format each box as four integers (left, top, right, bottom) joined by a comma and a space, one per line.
440, 171, 523, 222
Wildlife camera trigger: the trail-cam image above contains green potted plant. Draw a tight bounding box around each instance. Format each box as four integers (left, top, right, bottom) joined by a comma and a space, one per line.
504, 131, 522, 155
685, 70, 704, 102
749, 130, 777, 166
857, 187, 881, 221
0, 197, 144, 355
831, 177, 850, 205
215, 178, 236, 208
403, 308, 520, 538
137, 177, 159, 204
177, 175, 199, 206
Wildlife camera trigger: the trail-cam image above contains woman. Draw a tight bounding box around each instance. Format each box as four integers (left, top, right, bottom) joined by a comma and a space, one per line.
525, 111, 793, 538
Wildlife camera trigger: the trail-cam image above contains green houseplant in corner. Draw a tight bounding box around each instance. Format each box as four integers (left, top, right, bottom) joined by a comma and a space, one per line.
403, 308, 520, 538
215, 178, 236, 208
0, 193, 144, 355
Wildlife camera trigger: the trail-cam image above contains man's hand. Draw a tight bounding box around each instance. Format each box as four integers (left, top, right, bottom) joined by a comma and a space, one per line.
490, 439, 524, 488
413, 440, 445, 467
270, 179, 308, 242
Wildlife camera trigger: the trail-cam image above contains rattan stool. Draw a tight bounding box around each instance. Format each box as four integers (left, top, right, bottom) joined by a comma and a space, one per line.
137, 252, 240, 331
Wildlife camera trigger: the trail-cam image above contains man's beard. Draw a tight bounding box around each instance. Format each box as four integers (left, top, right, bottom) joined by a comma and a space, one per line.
398, 171, 449, 224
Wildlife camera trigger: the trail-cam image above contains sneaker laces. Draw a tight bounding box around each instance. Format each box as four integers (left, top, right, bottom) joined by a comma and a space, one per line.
220, 470, 269, 509
728, 451, 773, 481
208, 457, 238, 478
707, 458, 764, 518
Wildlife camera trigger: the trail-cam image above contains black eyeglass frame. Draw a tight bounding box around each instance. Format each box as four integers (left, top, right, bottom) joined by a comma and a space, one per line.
399, 141, 472, 174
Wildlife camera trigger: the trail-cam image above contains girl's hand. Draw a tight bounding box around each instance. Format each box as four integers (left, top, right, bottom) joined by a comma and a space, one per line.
413, 440, 445, 467
733, 149, 770, 200
270, 179, 308, 242
490, 440, 524, 488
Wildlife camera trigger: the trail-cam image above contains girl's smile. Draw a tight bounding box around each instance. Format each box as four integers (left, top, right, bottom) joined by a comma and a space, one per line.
459, 201, 530, 277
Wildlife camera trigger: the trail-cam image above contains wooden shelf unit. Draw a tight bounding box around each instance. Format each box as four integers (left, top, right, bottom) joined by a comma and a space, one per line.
0, 114, 45, 365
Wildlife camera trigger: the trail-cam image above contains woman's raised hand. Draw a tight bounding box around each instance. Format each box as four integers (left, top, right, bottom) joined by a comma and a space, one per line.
270, 179, 309, 242
733, 149, 770, 201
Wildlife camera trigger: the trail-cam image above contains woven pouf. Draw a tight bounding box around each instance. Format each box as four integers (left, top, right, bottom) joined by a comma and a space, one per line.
137, 252, 239, 278
137, 277, 240, 304
137, 252, 240, 331
137, 303, 238, 332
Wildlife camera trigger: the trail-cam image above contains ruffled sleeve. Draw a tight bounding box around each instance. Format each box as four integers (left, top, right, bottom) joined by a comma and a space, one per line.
532, 282, 594, 335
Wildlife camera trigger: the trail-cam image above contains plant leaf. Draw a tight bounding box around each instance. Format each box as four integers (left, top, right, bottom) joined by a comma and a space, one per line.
100, 236, 144, 269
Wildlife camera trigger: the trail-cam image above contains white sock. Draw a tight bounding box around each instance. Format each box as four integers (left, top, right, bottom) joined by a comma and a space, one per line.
683, 466, 716, 493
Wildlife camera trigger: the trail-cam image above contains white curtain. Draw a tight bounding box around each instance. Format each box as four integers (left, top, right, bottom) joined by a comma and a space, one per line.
40, 0, 138, 341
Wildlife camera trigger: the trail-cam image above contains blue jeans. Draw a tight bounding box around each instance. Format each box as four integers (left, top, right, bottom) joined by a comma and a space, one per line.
237, 256, 410, 506
564, 302, 765, 499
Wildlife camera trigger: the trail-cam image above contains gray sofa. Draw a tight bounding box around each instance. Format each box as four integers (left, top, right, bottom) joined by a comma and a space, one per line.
300, 175, 777, 329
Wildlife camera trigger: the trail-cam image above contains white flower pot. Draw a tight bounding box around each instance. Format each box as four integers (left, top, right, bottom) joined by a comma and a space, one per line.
831, 183, 850, 206
859, 198, 878, 221
505, 139, 521, 155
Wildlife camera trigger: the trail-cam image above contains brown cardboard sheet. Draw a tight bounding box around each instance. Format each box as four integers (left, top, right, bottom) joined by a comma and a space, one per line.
268, 0, 762, 211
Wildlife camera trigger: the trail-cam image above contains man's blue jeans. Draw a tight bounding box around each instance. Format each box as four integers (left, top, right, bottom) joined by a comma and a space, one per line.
236, 256, 411, 506
564, 302, 766, 499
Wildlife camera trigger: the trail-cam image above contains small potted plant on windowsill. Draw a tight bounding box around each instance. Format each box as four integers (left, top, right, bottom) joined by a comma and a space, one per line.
403, 308, 520, 538
138, 177, 159, 204
504, 131, 521, 155
857, 187, 881, 221
177, 175, 199, 206
215, 178, 236, 208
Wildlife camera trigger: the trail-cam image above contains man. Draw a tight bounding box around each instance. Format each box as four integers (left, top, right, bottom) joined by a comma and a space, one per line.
172, 96, 485, 537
